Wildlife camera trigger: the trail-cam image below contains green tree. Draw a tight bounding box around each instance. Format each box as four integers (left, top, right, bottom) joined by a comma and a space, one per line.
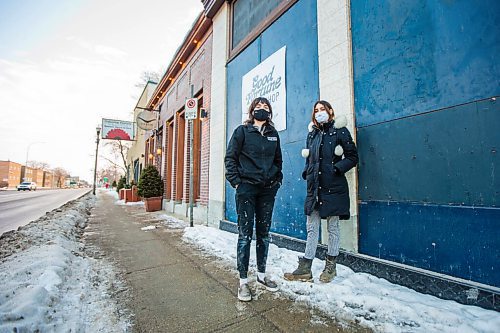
137, 165, 164, 198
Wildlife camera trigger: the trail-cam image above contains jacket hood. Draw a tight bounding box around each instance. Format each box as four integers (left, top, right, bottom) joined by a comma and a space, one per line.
308, 115, 348, 132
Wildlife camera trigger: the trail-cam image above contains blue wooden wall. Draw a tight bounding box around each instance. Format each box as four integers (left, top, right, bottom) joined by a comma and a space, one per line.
351, 0, 500, 287
225, 0, 319, 240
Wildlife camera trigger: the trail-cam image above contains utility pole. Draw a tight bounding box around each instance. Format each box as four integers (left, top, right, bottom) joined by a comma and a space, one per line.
93, 126, 101, 195
25, 142, 44, 179
189, 84, 194, 227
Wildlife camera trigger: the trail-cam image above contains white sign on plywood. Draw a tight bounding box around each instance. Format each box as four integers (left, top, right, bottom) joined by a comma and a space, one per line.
241, 46, 286, 131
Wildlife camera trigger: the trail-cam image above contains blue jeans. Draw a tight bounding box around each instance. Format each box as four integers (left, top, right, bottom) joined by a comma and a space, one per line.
236, 183, 279, 279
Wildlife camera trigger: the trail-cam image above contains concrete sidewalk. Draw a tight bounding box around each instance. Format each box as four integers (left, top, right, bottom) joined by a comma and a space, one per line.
85, 194, 370, 333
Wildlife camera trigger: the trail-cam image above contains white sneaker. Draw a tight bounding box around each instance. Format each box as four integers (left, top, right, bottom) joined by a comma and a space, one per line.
238, 283, 252, 301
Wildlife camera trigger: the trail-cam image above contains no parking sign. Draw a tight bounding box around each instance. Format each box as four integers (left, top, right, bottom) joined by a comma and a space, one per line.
185, 98, 198, 120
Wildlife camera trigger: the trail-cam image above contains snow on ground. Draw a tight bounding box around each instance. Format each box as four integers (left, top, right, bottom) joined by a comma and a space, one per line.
0, 193, 130, 332
103, 189, 119, 199
115, 199, 144, 206
155, 214, 188, 229
103, 188, 144, 207
182, 225, 500, 333
140, 225, 156, 231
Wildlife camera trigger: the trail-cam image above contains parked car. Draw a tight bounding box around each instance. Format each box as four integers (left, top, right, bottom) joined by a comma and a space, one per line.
17, 182, 37, 191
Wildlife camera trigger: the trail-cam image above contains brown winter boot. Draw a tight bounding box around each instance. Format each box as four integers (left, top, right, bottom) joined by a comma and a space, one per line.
284, 257, 313, 282
319, 255, 337, 283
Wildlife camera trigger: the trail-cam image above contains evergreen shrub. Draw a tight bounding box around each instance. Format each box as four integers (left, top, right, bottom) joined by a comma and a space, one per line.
137, 165, 164, 198
116, 176, 126, 193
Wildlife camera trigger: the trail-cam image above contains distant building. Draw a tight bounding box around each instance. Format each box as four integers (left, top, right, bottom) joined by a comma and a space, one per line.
43, 171, 55, 188
32, 169, 44, 186
21, 166, 35, 182
0, 160, 22, 188
127, 81, 158, 184
68, 176, 80, 188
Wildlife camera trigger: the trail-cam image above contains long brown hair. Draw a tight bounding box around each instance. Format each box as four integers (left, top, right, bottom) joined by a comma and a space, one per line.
311, 100, 335, 128
244, 97, 274, 126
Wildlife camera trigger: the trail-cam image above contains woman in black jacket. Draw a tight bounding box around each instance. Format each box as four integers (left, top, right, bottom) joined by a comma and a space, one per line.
284, 100, 358, 283
225, 97, 283, 301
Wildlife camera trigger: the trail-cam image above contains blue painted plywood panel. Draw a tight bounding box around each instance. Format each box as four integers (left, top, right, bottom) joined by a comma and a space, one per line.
225, 0, 319, 239
351, 0, 500, 127
357, 98, 499, 206
359, 201, 500, 287
260, 0, 320, 144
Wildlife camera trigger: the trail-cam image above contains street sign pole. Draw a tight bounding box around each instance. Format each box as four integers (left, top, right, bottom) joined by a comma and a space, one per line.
188, 85, 195, 227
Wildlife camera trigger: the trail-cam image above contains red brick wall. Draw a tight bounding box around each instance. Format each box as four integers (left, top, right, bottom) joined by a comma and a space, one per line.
159, 31, 213, 206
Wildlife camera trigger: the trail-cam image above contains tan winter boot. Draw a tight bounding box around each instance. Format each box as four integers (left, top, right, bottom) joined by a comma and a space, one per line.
319, 255, 337, 283
284, 257, 313, 282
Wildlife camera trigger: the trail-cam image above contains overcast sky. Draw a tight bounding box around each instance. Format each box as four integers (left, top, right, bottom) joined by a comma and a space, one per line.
0, 0, 202, 182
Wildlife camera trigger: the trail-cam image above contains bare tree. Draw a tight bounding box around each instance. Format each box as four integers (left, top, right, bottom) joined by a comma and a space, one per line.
27, 160, 51, 170
135, 70, 161, 89
98, 165, 123, 185
52, 167, 70, 188
105, 140, 132, 183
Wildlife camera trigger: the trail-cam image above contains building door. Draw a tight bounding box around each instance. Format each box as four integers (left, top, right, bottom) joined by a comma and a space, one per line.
175, 111, 185, 202
166, 119, 174, 200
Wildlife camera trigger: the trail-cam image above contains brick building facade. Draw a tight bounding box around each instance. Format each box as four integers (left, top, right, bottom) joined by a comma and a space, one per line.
32, 168, 44, 186
21, 166, 35, 182
199, 0, 499, 309
0, 160, 22, 188
145, 13, 212, 221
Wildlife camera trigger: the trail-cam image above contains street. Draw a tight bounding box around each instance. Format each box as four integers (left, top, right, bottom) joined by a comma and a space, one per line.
0, 188, 90, 235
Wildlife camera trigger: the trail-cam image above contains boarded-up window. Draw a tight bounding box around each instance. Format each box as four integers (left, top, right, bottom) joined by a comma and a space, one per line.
232, 0, 282, 49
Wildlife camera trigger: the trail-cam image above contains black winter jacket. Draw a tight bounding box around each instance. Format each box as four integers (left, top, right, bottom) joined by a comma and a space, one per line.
225, 123, 283, 188
302, 117, 358, 219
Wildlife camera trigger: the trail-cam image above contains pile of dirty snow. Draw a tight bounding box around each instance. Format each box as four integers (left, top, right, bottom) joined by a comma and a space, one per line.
0, 194, 130, 332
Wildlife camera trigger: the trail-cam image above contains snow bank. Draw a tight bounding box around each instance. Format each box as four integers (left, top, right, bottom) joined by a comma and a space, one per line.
0, 194, 130, 332
182, 225, 500, 333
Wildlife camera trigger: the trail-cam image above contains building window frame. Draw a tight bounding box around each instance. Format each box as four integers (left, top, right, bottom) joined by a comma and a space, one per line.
228, 0, 298, 62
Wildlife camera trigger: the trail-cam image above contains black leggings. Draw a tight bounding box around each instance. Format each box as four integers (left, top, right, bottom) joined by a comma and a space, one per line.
235, 183, 279, 279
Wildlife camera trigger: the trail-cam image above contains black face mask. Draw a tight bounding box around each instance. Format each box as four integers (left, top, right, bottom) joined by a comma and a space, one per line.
253, 108, 269, 121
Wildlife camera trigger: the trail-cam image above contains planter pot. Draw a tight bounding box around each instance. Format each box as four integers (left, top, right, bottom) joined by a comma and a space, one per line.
144, 196, 162, 212
119, 189, 125, 200
131, 186, 140, 202
124, 189, 133, 203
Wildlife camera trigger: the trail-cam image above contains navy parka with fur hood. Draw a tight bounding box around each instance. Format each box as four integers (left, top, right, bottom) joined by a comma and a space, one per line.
302, 116, 358, 219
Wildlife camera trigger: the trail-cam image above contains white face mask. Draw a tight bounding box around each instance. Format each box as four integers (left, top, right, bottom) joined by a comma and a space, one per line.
314, 111, 329, 123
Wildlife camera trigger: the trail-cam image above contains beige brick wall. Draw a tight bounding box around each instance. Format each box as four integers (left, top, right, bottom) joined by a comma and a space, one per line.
317, 0, 358, 252
207, 3, 229, 227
